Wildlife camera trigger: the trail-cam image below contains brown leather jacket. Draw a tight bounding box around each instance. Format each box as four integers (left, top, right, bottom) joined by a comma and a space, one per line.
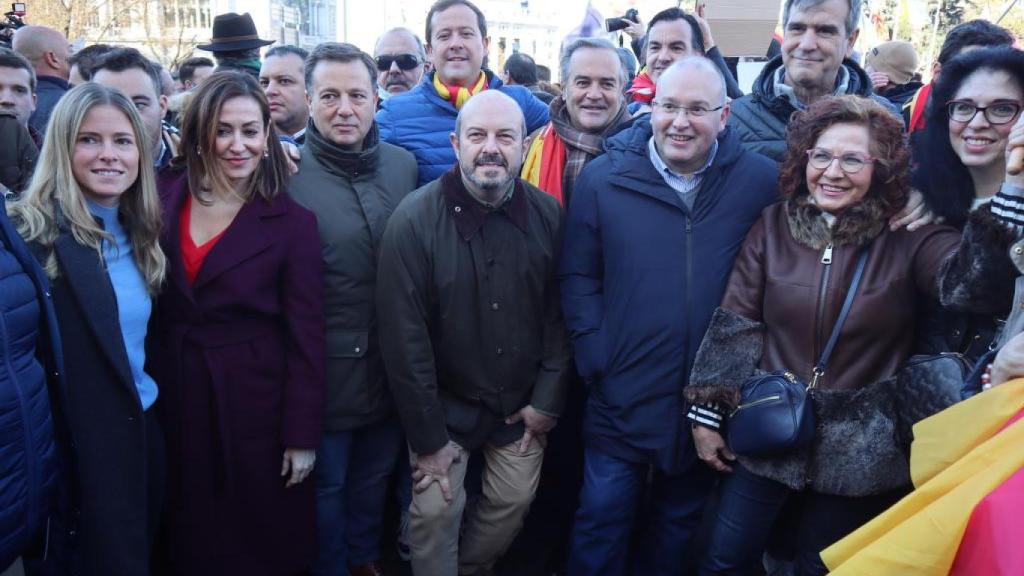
722, 197, 960, 393
685, 195, 963, 496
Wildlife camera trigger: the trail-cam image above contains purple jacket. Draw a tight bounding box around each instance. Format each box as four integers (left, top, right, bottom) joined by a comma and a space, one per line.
151, 169, 326, 575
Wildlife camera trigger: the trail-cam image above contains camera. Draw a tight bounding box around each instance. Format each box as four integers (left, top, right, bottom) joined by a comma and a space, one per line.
0, 4, 27, 47
606, 8, 639, 33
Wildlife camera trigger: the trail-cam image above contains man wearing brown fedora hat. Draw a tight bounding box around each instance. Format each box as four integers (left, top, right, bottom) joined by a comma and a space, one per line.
199, 12, 274, 78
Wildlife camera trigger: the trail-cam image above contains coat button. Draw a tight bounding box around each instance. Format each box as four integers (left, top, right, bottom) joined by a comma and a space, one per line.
44, 290, 51, 298
354, 346, 361, 354
491, 302, 499, 311
454, 206, 462, 213
1015, 245, 1023, 255
496, 347, 504, 355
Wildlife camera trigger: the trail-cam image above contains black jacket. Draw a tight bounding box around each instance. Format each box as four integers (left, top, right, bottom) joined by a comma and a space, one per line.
288, 123, 418, 432
728, 56, 898, 162
377, 168, 571, 454
0, 112, 38, 196
41, 230, 157, 575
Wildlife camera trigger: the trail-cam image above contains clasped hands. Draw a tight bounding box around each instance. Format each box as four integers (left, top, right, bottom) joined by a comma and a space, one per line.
412, 405, 556, 504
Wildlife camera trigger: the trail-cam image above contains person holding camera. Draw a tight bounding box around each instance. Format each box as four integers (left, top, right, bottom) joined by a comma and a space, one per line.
626, 6, 742, 115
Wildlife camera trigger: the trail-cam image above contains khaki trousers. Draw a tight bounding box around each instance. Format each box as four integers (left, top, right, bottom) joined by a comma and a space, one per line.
0, 558, 24, 576
409, 438, 545, 576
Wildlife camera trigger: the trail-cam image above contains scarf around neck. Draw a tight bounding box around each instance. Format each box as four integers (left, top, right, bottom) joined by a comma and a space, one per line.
628, 68, 656, 104
522, 97, 630, 206
433, 71, 488, 109
304, 119, 380, 179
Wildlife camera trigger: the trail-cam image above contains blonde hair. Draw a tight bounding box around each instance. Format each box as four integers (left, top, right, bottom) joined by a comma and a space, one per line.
7, 83, 167, 292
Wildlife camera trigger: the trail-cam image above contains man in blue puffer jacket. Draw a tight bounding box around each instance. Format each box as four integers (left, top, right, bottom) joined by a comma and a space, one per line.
376, 0, 549, 186
0, 204, 64, 574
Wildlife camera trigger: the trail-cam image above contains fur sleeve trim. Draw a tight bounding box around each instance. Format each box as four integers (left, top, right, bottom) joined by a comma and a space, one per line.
939, 208, 1017, 314
685, 307, 764, 410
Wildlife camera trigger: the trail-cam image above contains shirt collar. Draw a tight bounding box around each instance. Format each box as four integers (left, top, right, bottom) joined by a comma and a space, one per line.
154, 138, 170, 169
440, 166, 529, 240
648, 136, 719, 179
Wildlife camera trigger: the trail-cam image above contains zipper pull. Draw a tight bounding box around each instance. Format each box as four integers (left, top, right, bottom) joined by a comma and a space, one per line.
821, 243, 833, 265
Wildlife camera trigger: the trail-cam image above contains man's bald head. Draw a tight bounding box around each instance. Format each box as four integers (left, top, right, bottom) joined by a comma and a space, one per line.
454, 90, 526, 141
451, 91, 528, 202
656, 56, 727, 106
12, 26, 71, 80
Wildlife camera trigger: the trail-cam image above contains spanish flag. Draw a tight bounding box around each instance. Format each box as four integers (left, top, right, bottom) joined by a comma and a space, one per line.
822, 378, 1024, 575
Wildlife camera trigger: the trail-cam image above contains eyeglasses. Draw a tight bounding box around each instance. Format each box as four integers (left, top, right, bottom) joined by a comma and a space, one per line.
805, 148, 874, 174
375, 53, 421, 72
947, 100, 1023, 125
651, 101, 725, 118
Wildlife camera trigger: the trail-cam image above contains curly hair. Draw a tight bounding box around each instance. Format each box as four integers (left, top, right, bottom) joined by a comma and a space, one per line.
779, 95, 909, 217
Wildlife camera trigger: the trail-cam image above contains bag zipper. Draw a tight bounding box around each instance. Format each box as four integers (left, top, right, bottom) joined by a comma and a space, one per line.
733, 394, 783, 413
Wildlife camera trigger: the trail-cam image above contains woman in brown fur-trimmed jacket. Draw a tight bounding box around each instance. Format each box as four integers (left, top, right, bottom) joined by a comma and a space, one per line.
684, 95, 1017, 576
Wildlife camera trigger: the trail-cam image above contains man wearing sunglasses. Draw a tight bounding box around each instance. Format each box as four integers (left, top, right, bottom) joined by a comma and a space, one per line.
373, 28, 427, 101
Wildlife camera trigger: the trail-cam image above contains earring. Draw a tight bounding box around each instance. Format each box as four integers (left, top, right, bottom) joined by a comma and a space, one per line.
263, 149, 269, 158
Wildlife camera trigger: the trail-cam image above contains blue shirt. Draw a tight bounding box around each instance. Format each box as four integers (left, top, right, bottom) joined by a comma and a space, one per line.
648, 137, 719, 211
88, 201, 158, 410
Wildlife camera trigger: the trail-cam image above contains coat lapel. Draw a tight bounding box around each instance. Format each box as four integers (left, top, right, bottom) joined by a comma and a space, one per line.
52, 234, 136, 392
159, 179, 196, 302
191, 196, 283, 290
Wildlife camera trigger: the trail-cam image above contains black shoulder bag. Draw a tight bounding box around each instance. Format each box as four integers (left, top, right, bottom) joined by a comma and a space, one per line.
727, 248, 869, 457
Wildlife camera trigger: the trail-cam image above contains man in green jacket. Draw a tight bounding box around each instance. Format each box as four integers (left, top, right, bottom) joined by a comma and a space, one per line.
287, 42, 418, 576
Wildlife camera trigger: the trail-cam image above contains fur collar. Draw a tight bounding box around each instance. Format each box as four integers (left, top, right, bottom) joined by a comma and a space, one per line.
786, 194, 888, 250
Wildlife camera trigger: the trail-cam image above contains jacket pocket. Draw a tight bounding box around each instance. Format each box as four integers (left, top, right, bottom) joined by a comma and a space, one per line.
327, 329, 369, 359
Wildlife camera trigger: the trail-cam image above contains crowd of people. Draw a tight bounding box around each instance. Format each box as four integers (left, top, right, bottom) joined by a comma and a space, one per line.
1, 0, 1023, 575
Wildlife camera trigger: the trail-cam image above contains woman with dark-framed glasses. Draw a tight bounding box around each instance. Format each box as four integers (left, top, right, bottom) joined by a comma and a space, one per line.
912, 46, 1024, 361
684, 95, 968, 575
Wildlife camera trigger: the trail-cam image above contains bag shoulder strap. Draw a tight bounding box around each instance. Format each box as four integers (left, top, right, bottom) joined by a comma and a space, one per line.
812, 247, 869, 386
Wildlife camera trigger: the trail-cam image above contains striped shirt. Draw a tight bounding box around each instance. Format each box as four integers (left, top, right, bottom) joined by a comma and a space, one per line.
648, 137, 719, 211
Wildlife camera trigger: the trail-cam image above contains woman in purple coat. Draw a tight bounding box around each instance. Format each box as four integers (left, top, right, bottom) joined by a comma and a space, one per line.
151, 71, 326, 575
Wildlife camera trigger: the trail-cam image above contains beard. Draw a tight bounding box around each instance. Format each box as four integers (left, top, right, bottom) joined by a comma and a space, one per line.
461, 152, 514, 193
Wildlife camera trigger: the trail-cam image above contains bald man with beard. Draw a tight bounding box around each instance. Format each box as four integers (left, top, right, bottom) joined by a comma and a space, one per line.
378, 91, 569, 576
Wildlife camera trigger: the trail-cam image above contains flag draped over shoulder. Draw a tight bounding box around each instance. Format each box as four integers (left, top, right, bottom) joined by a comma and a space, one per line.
822, 378, 1024, 575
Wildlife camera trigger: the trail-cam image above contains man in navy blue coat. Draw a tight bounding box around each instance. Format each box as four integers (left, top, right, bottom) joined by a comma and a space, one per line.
561, 57, 780, 575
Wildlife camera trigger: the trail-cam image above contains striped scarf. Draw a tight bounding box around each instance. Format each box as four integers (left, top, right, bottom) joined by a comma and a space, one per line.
432, 71, 488, 109
522, 97, 630, 206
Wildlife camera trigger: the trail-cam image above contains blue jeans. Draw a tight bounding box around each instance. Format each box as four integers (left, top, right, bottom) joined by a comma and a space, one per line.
313, 418, 402, 575
568, 447, 716, 576
699, 464, 903, 576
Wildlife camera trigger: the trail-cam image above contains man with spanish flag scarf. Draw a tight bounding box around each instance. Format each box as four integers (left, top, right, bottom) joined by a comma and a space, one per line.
521, 38, 634, 208
376, 0, 550, 186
